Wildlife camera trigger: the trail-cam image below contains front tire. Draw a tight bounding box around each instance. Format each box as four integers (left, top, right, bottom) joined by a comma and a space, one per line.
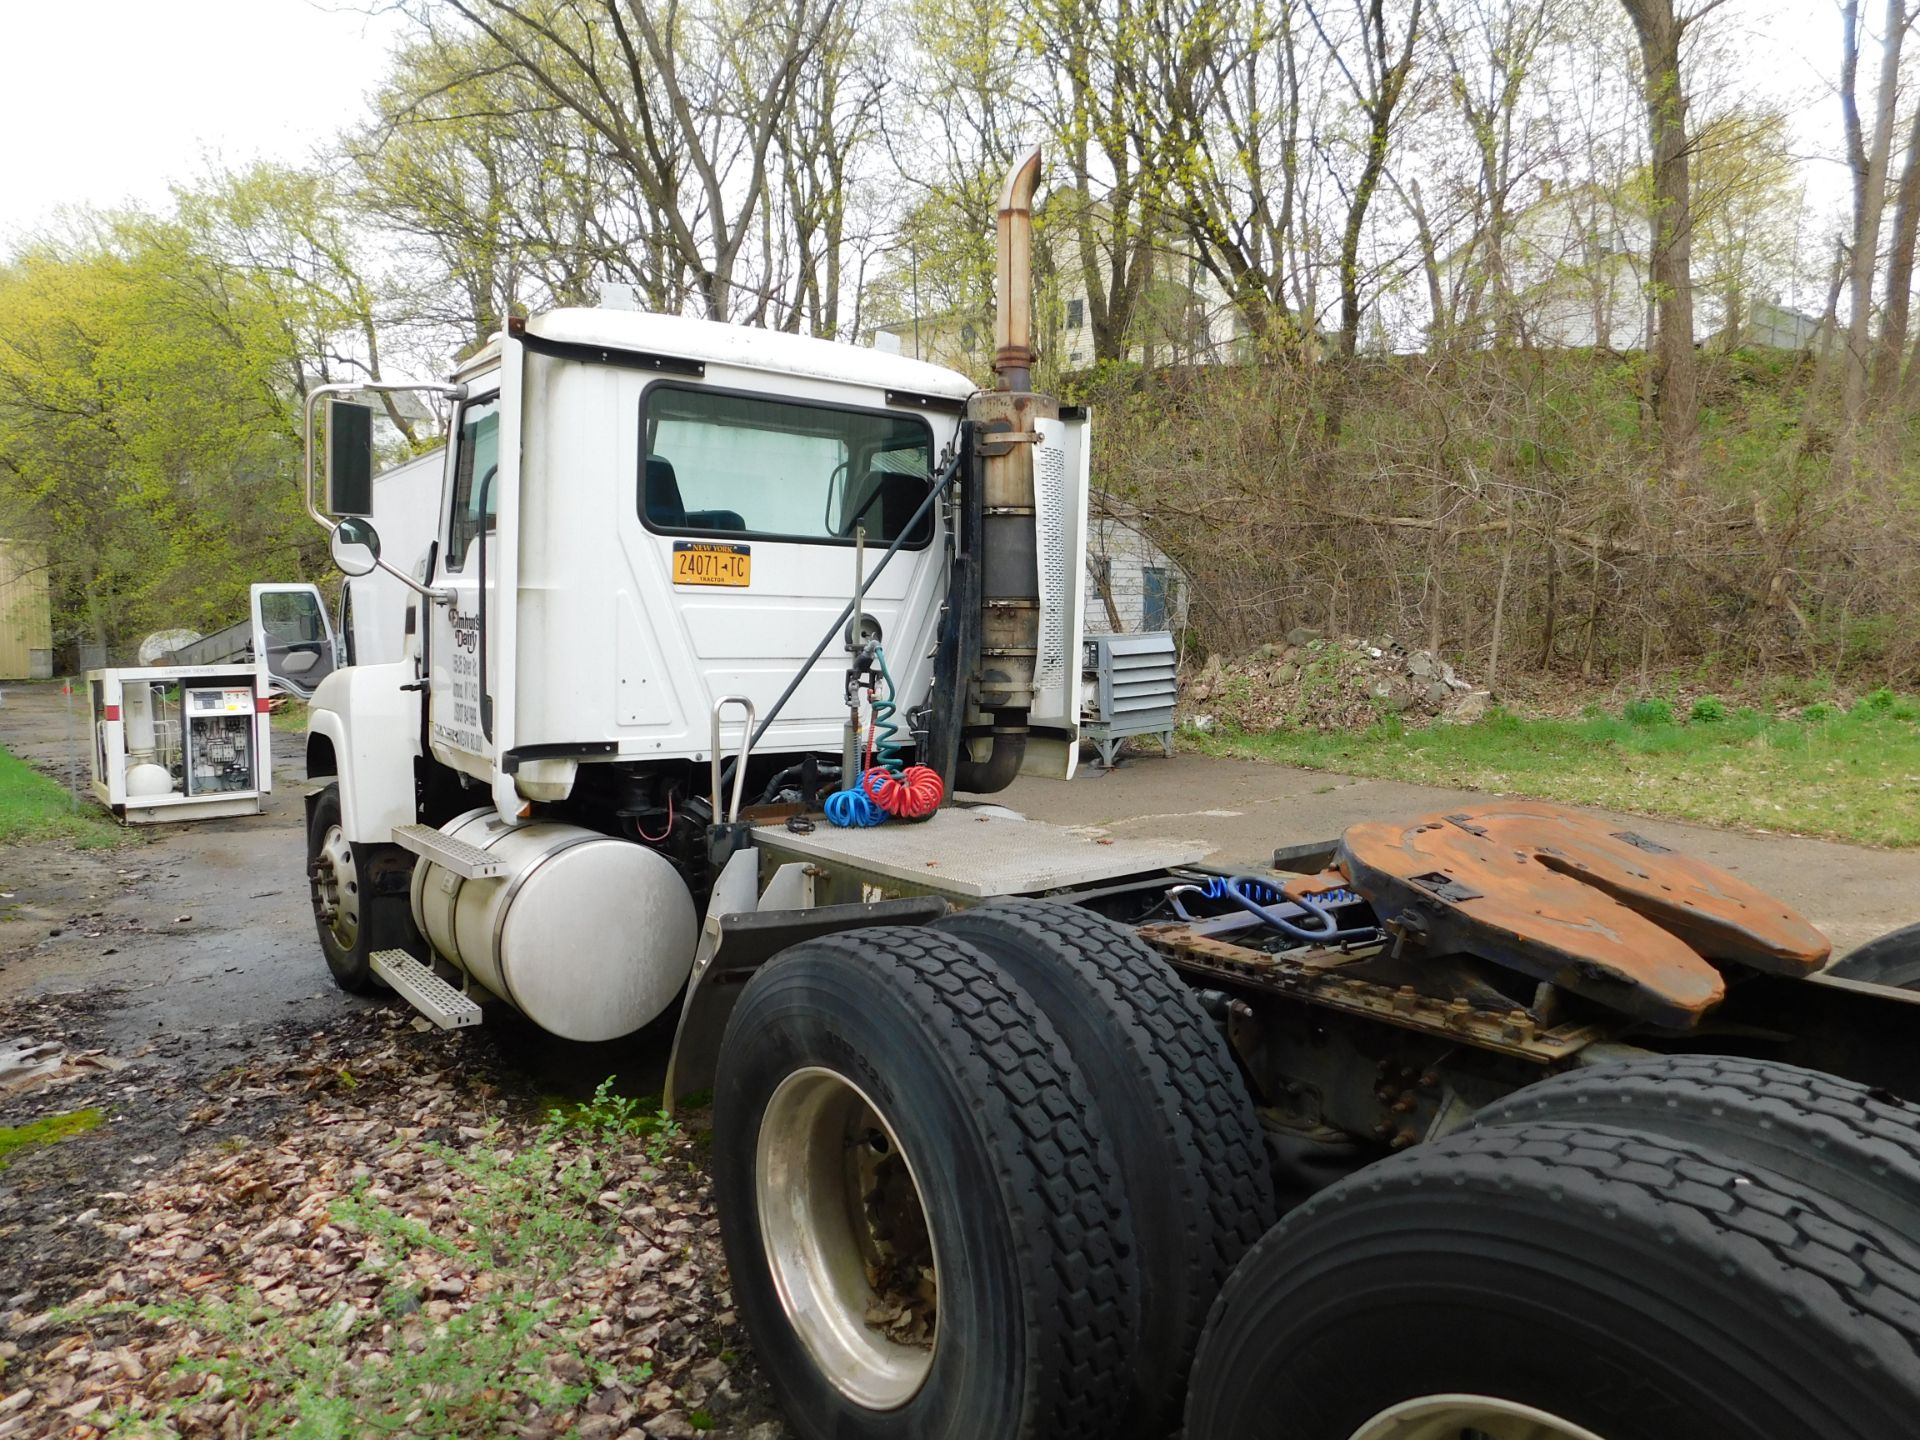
307, 783, 374, 993
1186, 1123, 1920, 1440
712, 926, 1139, 1440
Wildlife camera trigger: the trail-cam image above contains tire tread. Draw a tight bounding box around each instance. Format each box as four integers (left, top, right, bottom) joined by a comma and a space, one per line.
742, 926, 1138, 1440
1188, 1120, 1920, 1439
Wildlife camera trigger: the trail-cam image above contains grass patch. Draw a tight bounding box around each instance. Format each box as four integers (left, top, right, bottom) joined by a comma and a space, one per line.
0, 742, 123, 847
269, 697, 309, 733
0, 1108, 103, 1169
1193, 690, 1920, 847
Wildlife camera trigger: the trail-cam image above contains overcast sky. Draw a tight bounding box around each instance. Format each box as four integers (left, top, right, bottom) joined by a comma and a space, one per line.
0, 0, 1857, 249
0, 1, 407, 244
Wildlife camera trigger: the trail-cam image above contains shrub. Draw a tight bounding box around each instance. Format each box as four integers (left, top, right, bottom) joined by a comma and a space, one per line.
1689, 696, 1728, 723
1623, 698, 1674, 727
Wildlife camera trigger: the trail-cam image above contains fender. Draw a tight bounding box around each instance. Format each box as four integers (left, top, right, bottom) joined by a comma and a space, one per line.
305, 661, 422, 845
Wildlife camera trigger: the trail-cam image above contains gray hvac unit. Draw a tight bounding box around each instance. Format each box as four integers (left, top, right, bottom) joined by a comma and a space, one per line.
1082, 630, 1178, 768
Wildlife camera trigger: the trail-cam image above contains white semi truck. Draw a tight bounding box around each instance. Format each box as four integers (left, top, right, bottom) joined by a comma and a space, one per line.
300, 151, 1920, 1440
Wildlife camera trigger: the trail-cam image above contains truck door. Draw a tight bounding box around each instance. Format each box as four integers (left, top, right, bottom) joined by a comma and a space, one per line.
249, 583, 337, 699
426, 392, 499, 769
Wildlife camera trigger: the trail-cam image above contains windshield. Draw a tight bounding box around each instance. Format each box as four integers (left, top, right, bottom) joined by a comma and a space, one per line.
639, 384, 935, 547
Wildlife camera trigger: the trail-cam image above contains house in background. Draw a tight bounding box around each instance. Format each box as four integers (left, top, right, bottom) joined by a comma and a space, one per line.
0, 540, 53, 679
1705, 298, 1823, 351
1086, 499, 1189, 636
1435, 181, 1654, 350
868, 203, 1256, 375
1436, 182, 1820, 354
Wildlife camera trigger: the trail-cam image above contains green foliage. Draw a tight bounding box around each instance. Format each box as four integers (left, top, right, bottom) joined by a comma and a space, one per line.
0, 165, 393, 659
1622, 698, 1674, 727
1851, 687, 1920, 720
0, 1108, 102, 1169
555, 1077, 684, 1165
0, 742, 123, 848
1192, 696, 1920, 848
1689, 696, 1728, 723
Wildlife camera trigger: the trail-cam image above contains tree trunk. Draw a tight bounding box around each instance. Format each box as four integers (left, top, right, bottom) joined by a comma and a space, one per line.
1871, 60, 1920, 405
1621, 0, 1704, 494
1840, 0, 1908, 422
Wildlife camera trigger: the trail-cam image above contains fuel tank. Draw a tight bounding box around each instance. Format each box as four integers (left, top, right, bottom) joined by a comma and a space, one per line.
410, 809, 698, 1041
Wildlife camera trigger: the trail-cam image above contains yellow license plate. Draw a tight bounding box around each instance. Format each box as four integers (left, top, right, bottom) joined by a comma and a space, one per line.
672, 541, 751, 587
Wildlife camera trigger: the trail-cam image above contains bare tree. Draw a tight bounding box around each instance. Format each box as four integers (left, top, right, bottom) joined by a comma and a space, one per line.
1429, 0, 1564, 347
1838, 0, 1910, 424
418, 0, 840, 323
1308, 0, 1424, 366
1028, 0, 1169, 363
1144, 0, 1314, 346
1618, 0, 1724, 493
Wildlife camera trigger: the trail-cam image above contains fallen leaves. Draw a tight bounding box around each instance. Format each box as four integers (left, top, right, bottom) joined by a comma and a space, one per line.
0, 1009, 783, 1438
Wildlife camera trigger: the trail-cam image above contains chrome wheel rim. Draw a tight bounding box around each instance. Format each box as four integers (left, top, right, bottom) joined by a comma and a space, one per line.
756, 1065, 938, 1410
313, 824, 360, 951
1348, 1394, 1611, 1440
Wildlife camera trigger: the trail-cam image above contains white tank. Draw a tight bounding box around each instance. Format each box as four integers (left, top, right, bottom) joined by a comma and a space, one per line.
126, 762, 174, 797
410, 809, 698, 1042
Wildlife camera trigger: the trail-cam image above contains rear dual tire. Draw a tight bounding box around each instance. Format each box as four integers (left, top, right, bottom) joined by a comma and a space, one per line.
712, 926, 1139, 1440
1827, 920, 1920, 989
1469, 1052, 1920, 1242
1186, 1121, 1920, 1440
932, 901, 1276, 1439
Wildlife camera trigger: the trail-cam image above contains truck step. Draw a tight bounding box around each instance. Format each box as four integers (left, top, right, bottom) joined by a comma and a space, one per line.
391, 823, 502, 878
371, 949, 483, 1029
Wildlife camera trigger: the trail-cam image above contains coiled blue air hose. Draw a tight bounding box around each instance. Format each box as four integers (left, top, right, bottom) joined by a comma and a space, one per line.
824, 786, 885, 827
1221, 874, 1379, 943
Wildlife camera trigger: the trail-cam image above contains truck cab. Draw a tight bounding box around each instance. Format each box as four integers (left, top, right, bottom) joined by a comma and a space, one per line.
302, 280, 1089, 1043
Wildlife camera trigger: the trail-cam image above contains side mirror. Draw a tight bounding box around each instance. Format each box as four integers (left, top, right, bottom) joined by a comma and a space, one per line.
330, 517, 382, 577
325, 399, 375, 516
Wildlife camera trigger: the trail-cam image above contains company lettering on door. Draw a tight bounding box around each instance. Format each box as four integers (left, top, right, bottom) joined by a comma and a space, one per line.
432, 608, 487, 754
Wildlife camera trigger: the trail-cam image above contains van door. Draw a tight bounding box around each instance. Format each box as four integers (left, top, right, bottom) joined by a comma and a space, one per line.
249, 583, 337, 699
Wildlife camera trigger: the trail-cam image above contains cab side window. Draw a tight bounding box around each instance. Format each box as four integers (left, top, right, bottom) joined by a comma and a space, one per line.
445, 396, 501, 570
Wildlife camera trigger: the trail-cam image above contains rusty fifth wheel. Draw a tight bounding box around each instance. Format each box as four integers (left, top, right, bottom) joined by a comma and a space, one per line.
710, 926, 1139, 1440
1184, 1122, 1920, 1440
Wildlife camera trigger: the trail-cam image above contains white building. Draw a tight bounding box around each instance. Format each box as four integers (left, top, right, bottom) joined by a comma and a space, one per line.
1085, 501, 1188, 636
1437, 183, 1818, 353
869, 206, 1253, 374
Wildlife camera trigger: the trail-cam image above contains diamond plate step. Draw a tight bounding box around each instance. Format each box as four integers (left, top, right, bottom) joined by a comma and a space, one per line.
392, 823, 502, 879
371, 949, 483, 1029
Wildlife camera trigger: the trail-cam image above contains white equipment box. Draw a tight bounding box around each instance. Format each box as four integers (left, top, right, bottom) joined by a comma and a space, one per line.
85, 664, 271, 823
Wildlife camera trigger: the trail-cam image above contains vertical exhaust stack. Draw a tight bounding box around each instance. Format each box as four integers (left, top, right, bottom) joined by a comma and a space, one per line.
956, 146, 1055, 793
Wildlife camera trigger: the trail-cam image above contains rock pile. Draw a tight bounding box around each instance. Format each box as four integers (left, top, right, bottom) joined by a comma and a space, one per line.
1185, 630, 1491, 734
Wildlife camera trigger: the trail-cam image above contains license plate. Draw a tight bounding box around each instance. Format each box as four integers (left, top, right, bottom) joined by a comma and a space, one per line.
671, 541, 751, 587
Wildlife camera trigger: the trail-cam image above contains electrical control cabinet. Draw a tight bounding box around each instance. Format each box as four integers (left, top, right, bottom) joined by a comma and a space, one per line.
85, 664, 271, 823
